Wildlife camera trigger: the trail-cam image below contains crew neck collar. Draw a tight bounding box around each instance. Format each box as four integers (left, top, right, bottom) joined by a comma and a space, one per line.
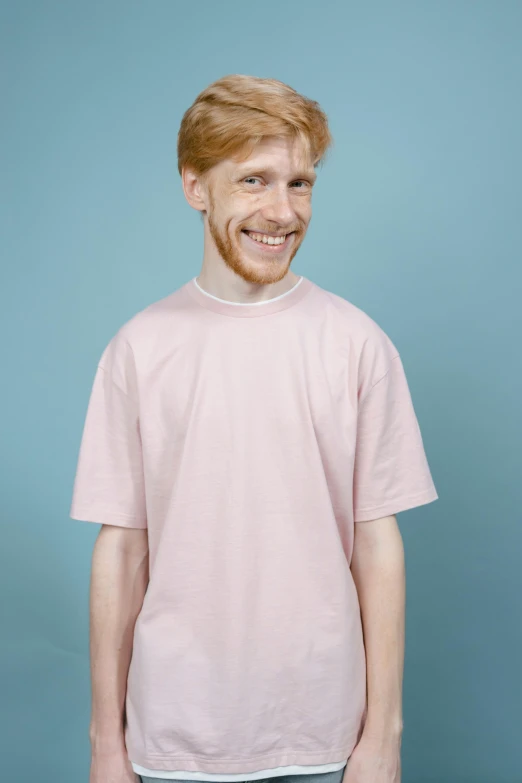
184, 274, 314, 318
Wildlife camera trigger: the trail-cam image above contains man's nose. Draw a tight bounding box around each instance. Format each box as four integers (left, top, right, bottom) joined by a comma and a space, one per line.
262, 186, 296, 226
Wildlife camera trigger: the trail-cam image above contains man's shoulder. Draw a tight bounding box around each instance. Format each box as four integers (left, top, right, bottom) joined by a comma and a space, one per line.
123, 280, 190, 335
310, 278, 398, 352
97, 279, 192, 374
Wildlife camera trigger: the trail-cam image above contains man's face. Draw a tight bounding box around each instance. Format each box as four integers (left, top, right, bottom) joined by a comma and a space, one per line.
201, 136, 316, 286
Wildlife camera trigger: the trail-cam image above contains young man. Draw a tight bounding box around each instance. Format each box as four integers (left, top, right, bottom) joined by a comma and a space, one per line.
70, 74, 438, 783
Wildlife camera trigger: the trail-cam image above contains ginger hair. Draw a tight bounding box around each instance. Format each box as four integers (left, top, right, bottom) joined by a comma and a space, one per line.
177, 74, 333, 180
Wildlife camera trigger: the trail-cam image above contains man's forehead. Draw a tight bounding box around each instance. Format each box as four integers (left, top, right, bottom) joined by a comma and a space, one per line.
230, 150, 316, 178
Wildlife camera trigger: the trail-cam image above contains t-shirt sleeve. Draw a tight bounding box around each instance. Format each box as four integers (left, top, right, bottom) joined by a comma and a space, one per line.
353, 352, 438, 522
69, 330, 147, 529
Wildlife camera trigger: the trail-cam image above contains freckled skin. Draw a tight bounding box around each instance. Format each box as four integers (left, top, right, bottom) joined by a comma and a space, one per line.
195, 136, 317, 287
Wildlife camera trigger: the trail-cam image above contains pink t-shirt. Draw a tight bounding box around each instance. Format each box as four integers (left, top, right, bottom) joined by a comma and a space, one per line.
70, 274, 438, 777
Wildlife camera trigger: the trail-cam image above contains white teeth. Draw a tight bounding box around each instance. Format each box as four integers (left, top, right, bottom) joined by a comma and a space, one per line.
246, 231, 287, 245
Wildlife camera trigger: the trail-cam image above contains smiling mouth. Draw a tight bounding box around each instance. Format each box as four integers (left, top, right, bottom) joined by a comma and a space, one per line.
241, 230, 294, 247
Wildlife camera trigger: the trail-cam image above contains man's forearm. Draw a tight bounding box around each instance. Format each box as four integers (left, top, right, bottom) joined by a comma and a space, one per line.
88, 525, 149, 750
350, 514, 405, 739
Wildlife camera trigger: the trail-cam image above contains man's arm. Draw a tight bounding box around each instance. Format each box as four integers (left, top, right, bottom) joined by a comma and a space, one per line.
350, 514, 405, 741
88, 525, 149, 754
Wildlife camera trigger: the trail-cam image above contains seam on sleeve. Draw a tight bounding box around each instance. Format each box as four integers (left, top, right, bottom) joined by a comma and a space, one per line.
70, 509, 148, 528
358, 353, 400, 408
354, 486, 439, 522
97, 364, 138, 402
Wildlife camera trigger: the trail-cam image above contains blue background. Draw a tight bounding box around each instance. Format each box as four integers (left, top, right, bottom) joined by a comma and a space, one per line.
1, 1, 521, 781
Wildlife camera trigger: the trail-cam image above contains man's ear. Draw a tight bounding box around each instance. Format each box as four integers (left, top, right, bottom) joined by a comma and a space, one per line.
181, 167, 209, 214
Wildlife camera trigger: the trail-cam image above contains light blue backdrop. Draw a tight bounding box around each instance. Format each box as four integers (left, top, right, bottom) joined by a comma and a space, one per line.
1, 1, 521, 781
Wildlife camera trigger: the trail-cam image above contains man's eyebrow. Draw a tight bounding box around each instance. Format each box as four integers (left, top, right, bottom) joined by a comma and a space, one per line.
236, 165, 317, 184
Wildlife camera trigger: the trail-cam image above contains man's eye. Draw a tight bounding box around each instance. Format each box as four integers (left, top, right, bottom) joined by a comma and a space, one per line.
244, 177, 261, 185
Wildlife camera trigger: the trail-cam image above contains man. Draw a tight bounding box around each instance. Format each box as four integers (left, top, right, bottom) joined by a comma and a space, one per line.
70, 74, 438, 783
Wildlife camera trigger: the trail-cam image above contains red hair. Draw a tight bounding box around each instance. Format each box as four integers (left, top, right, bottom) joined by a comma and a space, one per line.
177, 74, 333, 179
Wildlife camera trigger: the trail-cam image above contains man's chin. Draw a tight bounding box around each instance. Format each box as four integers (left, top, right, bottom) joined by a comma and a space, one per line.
236, 255, 294, 286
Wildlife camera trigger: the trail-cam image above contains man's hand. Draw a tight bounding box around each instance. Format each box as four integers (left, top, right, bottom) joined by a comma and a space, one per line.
89, 742, 140, 783
342, 732, 401, 783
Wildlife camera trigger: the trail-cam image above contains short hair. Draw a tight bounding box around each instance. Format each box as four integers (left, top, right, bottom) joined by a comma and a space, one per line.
177, 74, 333, 180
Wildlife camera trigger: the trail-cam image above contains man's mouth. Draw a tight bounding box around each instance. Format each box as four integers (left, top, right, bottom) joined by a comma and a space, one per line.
241, 230, 294, 247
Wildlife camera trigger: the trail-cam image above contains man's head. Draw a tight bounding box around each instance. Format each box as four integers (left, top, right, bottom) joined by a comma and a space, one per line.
178, 74, 333, 286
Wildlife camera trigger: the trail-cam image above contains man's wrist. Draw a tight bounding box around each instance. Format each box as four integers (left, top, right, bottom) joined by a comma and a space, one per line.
89, 726, 126, 752
363, 713, 403, 740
